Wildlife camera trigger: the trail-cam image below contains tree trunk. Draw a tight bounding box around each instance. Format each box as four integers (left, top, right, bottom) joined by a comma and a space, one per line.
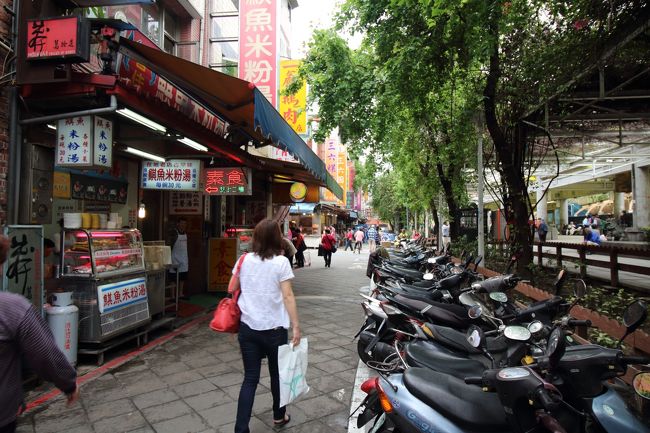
483, 1, 532, 275
437, 162, 461, 239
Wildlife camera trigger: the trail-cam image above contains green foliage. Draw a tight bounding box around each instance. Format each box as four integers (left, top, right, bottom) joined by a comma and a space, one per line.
641, 227, 650, 244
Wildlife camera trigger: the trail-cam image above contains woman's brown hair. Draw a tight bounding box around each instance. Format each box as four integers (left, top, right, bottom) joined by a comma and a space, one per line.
252, 219, 283, 260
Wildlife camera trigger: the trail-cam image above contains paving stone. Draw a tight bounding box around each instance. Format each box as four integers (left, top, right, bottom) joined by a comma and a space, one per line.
293, 394, 347, 419
151, 413, 209, 433
312, 358, 351, 373
184, 355, 218, 369
205, 372, 243, 388
92, 411, 148, 433
194, 362, 234, 378
142, 399, 193, 424
216, 350, 242, 363
162, 370, 204, 386
125, 428, 155, 433
321, 412, 350, 431
15, 422, 35, 433
198, 401, 239, 428
184, 389, 234, 411
175, 379, 218, 398
86, 398, 137, 423
283, 420, 332, 433
34, 409, 87, 433
149, 361, 191, 377
132, 388, 180, 410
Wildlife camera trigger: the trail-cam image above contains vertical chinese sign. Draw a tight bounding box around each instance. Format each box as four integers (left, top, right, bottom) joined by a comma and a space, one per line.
93, 117, 112, 168
57, 116, 92, 167
322, 138, 339, 203
272, 59, 306, 161
336, 145, 348, 206
1, 226, 44, 313
207, 238, 238, 292
239, 0, 278, 106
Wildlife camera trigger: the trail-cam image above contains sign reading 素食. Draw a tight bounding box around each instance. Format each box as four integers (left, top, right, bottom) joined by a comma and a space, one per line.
141, 160, 201, 191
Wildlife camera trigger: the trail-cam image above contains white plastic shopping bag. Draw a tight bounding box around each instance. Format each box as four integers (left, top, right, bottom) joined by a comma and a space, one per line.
278, 337, 310, 406
304, 251, 312, 267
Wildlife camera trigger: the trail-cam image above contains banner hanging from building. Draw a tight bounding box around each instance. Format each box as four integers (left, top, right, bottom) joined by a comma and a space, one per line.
279, 60, 306, 135
239, 0, 278, 107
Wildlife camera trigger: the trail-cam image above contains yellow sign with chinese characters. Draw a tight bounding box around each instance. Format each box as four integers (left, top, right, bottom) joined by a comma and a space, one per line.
207, 237, 238, 292
53, 171, 71, 199
279, 60, 307, 135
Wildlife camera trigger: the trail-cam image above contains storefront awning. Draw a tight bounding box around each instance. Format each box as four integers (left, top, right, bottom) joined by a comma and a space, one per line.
117, 38, 344, 200
56, 0, 154, 6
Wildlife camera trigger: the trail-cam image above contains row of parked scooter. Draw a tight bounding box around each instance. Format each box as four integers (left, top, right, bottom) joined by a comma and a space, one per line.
352, 239, 650, 432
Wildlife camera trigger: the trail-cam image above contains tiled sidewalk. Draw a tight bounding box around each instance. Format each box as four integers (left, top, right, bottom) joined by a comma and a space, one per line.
17, 250, 369, 433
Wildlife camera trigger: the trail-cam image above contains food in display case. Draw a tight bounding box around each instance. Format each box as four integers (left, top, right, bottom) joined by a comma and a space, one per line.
62, 229, 145, 277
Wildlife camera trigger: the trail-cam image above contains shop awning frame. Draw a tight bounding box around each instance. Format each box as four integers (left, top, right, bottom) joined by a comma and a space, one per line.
117, 38, 344, 200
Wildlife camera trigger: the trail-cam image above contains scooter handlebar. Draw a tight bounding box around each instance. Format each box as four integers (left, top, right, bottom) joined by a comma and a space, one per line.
533, 387, 558, 412
567, 319, 591, 327
464, 377, 483, 386
620, 355, 650, 365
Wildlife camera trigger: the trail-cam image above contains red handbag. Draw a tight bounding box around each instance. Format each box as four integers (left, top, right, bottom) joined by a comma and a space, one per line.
209, 253, 247, 333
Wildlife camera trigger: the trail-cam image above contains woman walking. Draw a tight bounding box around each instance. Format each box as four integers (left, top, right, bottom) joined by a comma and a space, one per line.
321, 228, 336, 267
232, 219, 301, 433
293, 228, 307, 268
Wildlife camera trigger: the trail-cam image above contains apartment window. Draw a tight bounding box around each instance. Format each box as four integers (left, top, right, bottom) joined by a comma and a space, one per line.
163, 10, 179, 55
142, 4, 160, 46
211, 15, 238, 39
211, 0, 238, 13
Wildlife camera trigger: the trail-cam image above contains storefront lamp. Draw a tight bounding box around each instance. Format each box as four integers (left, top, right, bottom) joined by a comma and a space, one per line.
117, 108, 167, 133
138, 203, 146, 219
125, 146, 165, 162
47, 124, 56, 130
178, 137, 208, 152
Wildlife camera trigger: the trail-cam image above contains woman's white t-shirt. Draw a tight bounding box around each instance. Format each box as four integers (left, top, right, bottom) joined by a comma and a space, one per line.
235, 253, 295, 330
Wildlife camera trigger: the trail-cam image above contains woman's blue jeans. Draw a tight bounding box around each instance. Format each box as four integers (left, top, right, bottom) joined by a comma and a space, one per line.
234, 322, 288, 433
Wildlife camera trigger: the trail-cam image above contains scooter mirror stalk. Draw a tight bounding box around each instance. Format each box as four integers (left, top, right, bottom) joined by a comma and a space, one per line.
618, 300, 648, 347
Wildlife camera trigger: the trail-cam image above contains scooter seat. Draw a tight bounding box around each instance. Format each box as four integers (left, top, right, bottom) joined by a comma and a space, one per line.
396, 287, 444, 302
393, 295, 471, 328
383, 264, 423, 281
403, 368, 508, 432
426, 323, 508, 354
405, 340, 487, 377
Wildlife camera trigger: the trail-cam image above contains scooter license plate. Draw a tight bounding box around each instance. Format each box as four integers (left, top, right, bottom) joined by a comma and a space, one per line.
357, 393, 380, 428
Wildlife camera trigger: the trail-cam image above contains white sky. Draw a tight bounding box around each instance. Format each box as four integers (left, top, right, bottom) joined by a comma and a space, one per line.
290, 0, 360, 58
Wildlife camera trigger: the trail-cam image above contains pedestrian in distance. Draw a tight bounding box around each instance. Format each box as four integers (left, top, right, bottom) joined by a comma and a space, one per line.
0, 235, 80, 433
367, 225, 378, 253
168, 217, 190, 299
345, 228, 354, 251
537, 218, 548, 243
583, 227, 602, 246
281, 236, 297, 267
293, 228, 307, 268
354, 228, 365, 254
321, 229, 337, 267
232, 219, 301, 433
582, 213, 592, 228
441, 221, 451, 248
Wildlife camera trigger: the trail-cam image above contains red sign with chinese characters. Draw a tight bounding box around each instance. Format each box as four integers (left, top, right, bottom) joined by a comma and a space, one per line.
239, 0, 278, 107
204, 167, 252, 196
26, 16, 89, 62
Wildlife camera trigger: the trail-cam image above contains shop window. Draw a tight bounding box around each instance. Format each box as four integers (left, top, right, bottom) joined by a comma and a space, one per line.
211, 15, 238, 39
211, 0, 238, 13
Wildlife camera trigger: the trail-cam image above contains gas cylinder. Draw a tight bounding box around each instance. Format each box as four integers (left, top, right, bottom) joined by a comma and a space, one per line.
46, 292, 79, 366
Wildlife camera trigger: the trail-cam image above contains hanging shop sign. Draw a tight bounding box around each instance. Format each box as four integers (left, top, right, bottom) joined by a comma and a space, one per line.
70, 173, 128, 203
53, 171, 71, 199
118, 57, 229, 139
289, 182, 307, 203
141, 160, 201, 191
93, 117, 113, 168
26, 16, 90, 62
279, 60, 307, 135
169, 191, 203, 215
1, 226, 44, 313
239, 0, 278, 106
55, 115, 113, 169
97, 277, 147, 314
203, 167, 252, 196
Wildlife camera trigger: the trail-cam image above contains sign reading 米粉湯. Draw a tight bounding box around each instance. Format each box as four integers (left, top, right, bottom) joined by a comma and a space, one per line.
141, 160, 201, 191
55, 116, 113, 169
97, 277, 147, 314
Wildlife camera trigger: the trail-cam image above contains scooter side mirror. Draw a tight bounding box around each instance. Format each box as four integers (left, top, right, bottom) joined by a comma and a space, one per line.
474, 255, 483, 270
423, 273, 434, 281
503, 325, 532, 342
489, 292, 508, 303
554, 270, 568, 295
547, 327, 566, 368
618, 300, 648, 346
466, 325, 485, 348
573, 279, 587, 299
468, 304, 483, 319
633, 372, 650, 401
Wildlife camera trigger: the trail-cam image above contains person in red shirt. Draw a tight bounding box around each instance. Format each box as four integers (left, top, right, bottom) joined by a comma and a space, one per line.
345, 228, 354, 251
321, 229, 336, 268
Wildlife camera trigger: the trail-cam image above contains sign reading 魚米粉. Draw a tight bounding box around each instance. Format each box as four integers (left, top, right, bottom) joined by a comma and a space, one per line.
203, 167, 252, 196
57, 116, 93, 167
141, 160, 201, 191
93, 117, 112, 168
97, 277, 147, 314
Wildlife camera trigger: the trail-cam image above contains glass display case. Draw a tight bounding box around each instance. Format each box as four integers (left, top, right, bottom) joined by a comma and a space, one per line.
62, 229, 145, 278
